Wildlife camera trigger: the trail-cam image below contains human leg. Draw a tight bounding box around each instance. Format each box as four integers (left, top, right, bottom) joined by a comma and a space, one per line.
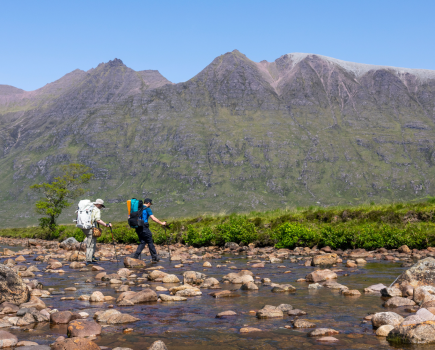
133, 227, 146, 259
84, 229, 94, 262
142, 225, 158, 260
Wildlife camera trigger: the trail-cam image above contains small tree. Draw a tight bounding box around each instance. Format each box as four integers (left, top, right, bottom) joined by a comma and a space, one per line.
30, 163, 94, 235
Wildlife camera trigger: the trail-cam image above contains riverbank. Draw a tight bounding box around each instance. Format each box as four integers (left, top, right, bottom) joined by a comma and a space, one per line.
2, 199, 435, 250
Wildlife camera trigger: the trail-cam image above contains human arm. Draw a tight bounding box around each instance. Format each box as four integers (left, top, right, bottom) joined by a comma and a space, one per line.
96, 219, 112, 228
150, 215, 166, 226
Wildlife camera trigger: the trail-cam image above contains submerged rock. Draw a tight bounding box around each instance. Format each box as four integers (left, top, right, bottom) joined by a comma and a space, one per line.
67, 320, 102, 337
51, 337, 100, 350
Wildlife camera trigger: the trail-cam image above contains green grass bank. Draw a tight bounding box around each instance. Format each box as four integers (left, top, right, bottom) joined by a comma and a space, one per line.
2, 199, 435, 250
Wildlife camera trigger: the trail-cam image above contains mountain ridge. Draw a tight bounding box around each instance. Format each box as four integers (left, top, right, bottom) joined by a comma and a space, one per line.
1, 51, 435, 227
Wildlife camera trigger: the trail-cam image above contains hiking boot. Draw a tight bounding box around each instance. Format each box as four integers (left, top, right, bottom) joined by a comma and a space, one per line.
92, 256, 100, 261
85, 261, 93, 266
152, 256, 160, 263
91, 260, 99, 264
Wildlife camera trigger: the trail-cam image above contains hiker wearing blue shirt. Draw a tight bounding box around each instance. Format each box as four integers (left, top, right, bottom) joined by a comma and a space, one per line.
133, 198, 166, 262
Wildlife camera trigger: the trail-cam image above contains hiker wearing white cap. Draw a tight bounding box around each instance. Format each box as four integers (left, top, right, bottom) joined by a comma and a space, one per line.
83, 199, 112, 265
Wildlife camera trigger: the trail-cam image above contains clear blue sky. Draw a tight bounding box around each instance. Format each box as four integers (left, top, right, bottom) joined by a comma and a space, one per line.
1, 0, 434, 91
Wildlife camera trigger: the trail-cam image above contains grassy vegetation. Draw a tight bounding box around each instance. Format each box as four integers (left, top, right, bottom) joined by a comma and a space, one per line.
1, 199, 435, 250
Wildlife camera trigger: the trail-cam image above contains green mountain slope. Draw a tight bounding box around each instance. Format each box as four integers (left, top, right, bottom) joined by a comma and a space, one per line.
1, 51, 435, 227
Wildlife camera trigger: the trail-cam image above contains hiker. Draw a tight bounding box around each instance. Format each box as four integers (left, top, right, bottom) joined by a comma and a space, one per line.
85, 199, 112, 265
133, 198, 166, 262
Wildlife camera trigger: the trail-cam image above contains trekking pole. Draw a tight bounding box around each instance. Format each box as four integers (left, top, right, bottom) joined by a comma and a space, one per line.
165, 224, 171, 261
109, 223, 118, 265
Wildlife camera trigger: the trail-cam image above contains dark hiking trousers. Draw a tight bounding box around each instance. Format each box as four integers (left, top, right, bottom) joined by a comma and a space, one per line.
134, 224, 157, 259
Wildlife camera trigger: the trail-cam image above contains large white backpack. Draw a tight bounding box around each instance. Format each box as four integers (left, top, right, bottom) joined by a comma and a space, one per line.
75, 199, 95, 229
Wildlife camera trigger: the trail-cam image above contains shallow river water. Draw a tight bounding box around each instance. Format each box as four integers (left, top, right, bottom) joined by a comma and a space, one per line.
1, 243, 431, 350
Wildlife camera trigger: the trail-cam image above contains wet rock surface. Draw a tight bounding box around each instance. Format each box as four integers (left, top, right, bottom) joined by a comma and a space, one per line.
0, 237, 433, 349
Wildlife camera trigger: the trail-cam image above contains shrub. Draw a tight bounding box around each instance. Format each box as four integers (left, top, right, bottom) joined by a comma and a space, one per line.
215, 215, 257, 245
274, 223, 320, 249
183, 226, 214, 247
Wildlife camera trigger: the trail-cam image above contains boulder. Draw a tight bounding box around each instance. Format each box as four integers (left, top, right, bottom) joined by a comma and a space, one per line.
293, 319, 316, 328
394, 258, 435, 288
59, 237, 79, 249
306, 269, 337, 283
159, 294, 187, 302
349, 250, 369, 259
381, 287, 402, 297
376, 325, 395, 337
0, 302, 19, 314
124, 257, 146, 268
414, 286, 435, 305
148, 340, 168, 350
148, 270, 168, 281
67, 320, 102, 337
209, 290, 240, 298
387, 321, 435, 344
383, 297, 416, 308
0, 330, 17, 348
240, 282, 258, 290
20, 296, 45, 310
51, 337, 100, 350
69, 262, 85, 269
89, 291, 105, 302
106, 313, 139, 324
312, 254, 337, 266
117, 268, 133, 277
271, 284, 296, 293
117, 289, 158, 304
51, 311, 81, 324
342, 289, 361, 297
200, 277, 220, 289
362, 283, 386, 293
256, 306, 283, 319
175, 289, 202, 297
308, 328, 339, 337
0, 264, 30, 305
371, 312, 404, 328
398, 245, 411, 254
224, 242, 239, 250
183, 271, 206, 285
216, 310, 237, 318
162, 274, 180, 283
276, 304, 293, 312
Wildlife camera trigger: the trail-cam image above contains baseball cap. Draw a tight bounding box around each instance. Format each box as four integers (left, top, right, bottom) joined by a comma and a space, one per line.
144, 198, 153, 204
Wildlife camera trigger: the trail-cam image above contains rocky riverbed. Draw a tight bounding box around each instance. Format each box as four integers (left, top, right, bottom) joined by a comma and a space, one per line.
1, 237, 435, 349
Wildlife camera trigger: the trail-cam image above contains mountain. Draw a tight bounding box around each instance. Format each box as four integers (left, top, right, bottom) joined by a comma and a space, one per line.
1, 52, 435, 227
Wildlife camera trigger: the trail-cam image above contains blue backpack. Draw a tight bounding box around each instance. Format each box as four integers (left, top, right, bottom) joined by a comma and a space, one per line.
128, 198, 144, 228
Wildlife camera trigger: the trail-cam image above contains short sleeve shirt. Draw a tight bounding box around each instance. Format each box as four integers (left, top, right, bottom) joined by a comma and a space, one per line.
142, 207, 153, 223
91, 206, 101, 224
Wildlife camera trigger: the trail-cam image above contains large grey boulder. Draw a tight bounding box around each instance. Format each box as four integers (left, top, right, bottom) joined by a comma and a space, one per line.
387, 321, 435, 344
371, 312, 404, 328
0, 265, 30, 305
59, 237, 79, 248
394, 258, 435, 288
